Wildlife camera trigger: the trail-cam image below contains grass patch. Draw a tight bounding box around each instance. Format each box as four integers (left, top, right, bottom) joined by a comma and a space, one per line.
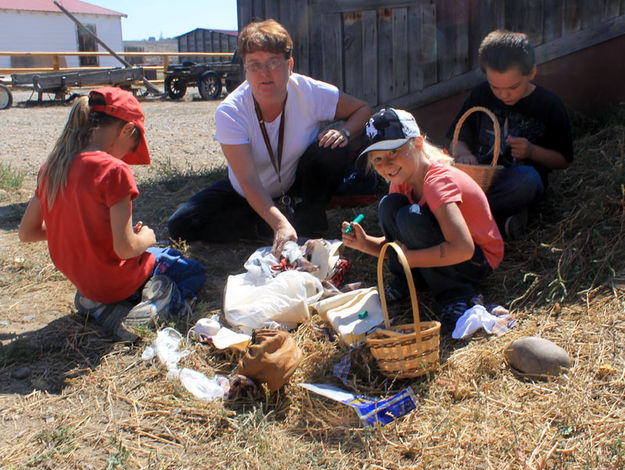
0, 162, 25, 191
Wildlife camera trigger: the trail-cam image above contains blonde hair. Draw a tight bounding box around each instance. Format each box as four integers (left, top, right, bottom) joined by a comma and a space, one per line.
39, 95, 125, 208
366, 137, 453, 175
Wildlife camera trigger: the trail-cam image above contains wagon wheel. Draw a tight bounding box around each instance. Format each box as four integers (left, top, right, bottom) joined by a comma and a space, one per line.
164, 75, 187, 99
0, 84, 12, 110
198, 71, 222, 100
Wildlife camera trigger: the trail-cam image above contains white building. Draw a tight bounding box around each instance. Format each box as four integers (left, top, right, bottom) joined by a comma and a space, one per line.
0, 0, 125, 69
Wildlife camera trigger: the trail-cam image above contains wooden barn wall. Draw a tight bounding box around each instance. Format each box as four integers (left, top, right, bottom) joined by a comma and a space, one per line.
177, 30, 238, 63
237, 0, 625, 109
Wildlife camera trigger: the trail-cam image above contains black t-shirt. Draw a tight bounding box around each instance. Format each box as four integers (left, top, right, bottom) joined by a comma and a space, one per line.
446, 81, 573, 185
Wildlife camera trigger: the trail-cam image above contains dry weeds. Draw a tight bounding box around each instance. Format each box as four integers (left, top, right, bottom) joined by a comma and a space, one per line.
0, 94, 624, 469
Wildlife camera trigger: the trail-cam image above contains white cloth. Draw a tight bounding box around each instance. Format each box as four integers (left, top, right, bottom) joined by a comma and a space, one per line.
214, 73, 339, 198
452, 304, 516, 339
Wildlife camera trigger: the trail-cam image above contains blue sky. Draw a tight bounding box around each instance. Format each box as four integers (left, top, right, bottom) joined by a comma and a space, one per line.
89, 0, 238, 40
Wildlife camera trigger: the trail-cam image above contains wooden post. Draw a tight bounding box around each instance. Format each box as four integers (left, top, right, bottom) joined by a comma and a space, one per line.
163, 55, 169, 79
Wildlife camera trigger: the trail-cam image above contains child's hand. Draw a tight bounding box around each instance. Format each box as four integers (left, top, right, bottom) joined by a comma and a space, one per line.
455, 153, 478, 165
507, 136, 533, 160
136, 224, 157, 246
341, 221, 367, 250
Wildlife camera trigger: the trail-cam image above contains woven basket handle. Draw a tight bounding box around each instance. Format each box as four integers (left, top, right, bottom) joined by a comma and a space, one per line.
451, 106, 501, 167
377, 242, 422, 343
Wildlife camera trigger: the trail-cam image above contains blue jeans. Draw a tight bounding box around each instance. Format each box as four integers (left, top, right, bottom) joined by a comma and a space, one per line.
378, 193, 492, 306
487, 165, 544, 225
167, 142, 349, 242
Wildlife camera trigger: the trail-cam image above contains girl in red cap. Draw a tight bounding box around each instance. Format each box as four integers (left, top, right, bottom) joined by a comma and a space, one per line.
19, 87, 205, 341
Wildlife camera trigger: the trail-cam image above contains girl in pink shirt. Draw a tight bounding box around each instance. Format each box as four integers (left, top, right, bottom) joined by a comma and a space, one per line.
342, 108, 503, 333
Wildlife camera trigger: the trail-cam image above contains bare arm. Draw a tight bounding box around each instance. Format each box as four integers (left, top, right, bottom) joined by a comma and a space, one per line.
318, 91, 372, 149
401, 202, 475, 268
18, 196, 47, 242
110, 196, 156, 259
220, 143, 296, 256
341, 221, 385, 257
507, 136, 570, 169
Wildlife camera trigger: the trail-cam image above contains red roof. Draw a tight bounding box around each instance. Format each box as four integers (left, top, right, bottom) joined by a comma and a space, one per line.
0, 0, 125, 17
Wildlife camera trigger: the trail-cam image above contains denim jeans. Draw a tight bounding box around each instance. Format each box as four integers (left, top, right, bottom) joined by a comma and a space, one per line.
486, 165, 545, 225
378, 193, 492, 306
167, 141, 349, 243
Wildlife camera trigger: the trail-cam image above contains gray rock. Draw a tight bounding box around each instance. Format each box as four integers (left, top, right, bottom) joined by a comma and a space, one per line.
504, 336, 571, 377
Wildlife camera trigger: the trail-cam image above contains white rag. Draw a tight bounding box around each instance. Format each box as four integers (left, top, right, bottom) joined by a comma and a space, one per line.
452, 304, 516, 339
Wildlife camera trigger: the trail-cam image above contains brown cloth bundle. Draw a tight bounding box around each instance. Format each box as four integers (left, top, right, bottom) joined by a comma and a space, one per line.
238, 329, 303, 392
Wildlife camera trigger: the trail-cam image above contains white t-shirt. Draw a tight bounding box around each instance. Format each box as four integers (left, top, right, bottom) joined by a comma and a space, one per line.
214, 73, 339, 198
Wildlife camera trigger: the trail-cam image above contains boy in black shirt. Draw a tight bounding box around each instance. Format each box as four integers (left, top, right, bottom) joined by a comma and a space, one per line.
447, 30, 573, 239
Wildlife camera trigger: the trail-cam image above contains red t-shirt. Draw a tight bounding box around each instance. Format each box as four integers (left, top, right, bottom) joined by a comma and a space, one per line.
36, 151, 155, 303
389, 162, 503, 269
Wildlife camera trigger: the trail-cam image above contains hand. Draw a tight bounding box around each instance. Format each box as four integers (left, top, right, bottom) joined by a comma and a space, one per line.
341, 220, 367, 250
318, 128, 348, 149
507, 136, 533, 160
271, 222, 298, 258
455, 153, 478, 165
137, 224, 157, 246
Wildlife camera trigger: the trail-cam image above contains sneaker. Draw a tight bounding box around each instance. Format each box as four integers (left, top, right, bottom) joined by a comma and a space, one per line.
75, 292, 138, 342
440, 301, 468, 335
503, 209, 528, 241
125, 275, 182, 327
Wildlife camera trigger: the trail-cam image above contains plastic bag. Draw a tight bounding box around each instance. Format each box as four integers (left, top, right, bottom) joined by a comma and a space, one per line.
224, 270, 323, 334
142, 327, 191, 378
179, 368, 229, 401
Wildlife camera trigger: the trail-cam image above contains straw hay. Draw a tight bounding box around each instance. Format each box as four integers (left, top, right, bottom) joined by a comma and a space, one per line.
1, 99, 624, 468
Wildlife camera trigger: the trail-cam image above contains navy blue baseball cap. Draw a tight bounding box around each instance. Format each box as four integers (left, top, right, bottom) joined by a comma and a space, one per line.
357, 108, 421, 163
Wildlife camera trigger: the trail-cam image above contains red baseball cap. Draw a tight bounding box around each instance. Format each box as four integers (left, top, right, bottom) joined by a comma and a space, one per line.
89, 87, 150, 165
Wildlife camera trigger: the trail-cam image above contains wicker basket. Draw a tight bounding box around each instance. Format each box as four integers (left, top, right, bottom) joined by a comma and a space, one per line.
452, 106, 503, 191
365, 242, 440, 379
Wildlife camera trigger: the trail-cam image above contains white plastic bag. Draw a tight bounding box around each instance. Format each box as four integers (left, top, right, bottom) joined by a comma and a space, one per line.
243, 241, 303, 285
311, 287, 384, 345
224, 270, 324, 334
179, 368, 229, 401
142, 327, 191, 378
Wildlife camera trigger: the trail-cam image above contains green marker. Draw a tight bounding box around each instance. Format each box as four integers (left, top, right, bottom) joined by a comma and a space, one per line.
358, 310, 368, 319
344, 213, 364, 234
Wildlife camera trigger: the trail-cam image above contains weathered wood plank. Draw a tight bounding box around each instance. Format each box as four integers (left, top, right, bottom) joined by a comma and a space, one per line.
319, 0, 417, 13
453, 0, 469, 77
362, 9, 378, 104
344, 11, 364, 99
291, 1, 310, 75
264, 0, 280, 20
392, 7, 409, 98
408, 4, 422, 93
377, 8, 394, 103
421, 0, 437, 87
238, 0, 253, 29
563, 0, 582, 34
581, 0, 605, 29
321, 12, 343, 87
605, 0, 621, 18
308, 0, 324, 79
470, 0, 505, 69
252, 0, 265, 21
436, 0, 454, 82
543, 0, 563, 42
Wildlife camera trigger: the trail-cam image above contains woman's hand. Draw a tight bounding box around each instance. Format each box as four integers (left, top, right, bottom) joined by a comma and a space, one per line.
272, 220, 298, 258
318, 128, 348, 149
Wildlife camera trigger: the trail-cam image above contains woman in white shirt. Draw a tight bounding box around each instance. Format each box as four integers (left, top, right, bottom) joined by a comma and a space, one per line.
168, 19, 371, 256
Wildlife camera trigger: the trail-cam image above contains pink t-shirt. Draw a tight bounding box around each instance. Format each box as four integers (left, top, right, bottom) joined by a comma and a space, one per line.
36, 151, 155, 303
389, 162, 503, 269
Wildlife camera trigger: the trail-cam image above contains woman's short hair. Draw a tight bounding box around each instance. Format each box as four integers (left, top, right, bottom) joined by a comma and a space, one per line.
478, 30, 535, 76
238, 19, 293, 59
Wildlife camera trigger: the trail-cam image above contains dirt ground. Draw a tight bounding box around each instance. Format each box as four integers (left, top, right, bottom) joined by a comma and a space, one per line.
1, 88, 624, 469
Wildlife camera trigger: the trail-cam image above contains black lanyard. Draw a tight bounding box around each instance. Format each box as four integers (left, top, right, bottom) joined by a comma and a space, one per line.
253, 94, 287, 185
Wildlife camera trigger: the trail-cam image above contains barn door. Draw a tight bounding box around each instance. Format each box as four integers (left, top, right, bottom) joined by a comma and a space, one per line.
77, 24, 99, 66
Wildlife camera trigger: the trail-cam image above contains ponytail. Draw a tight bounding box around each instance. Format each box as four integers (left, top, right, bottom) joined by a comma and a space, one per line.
38, 94, 125, 208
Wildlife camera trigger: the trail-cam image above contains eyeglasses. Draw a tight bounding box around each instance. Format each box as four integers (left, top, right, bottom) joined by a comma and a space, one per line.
244, 58, 288, 74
